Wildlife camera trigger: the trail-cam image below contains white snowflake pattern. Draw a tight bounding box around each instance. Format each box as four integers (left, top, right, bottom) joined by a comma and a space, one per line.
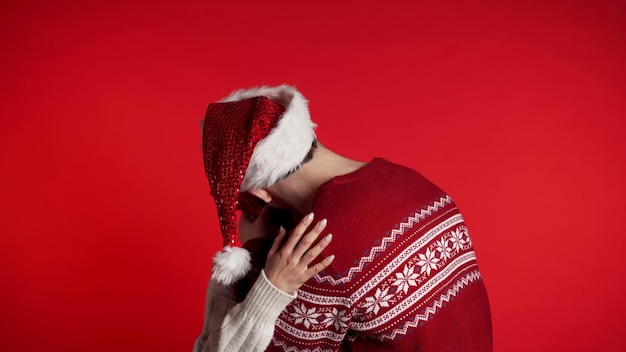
323, 307, 350, 331
461, 227, 472, 247
363, 287, 394, 315
416, 248, 440, 275
392, 265, 419, 294
435, 237, 452, 260
290, 303, 321, 328
449, 227, 466, 251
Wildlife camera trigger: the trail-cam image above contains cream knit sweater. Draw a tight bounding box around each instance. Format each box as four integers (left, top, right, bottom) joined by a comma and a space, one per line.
193, 270, 296, 352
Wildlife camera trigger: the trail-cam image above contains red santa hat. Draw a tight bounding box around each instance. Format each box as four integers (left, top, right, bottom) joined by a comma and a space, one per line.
202, 85, 316, 284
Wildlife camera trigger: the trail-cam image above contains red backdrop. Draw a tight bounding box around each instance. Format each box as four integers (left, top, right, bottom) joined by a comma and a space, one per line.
1, 1, 625, 351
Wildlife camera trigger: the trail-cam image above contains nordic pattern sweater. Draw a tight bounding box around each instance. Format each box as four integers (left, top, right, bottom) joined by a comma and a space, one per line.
267, 158, 492, 351
195, 158, 492, 351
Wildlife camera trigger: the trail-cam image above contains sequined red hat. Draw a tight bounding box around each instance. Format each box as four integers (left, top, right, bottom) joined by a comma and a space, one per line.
202, 85, 316, 284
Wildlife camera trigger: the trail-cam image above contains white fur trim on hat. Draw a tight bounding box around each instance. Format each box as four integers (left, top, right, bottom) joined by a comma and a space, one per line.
211, 246, 252, 285
221, 85, 317, 191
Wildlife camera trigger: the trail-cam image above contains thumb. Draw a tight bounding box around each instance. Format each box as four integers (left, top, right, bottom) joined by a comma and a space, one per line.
267, 226, 287, 259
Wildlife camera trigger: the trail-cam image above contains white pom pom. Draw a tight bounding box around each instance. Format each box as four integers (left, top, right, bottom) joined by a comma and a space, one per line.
211, 246, 252, 285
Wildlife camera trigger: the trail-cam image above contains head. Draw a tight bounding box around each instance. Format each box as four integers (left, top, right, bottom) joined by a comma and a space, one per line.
246, 139, 319, 209
202, 85, 317, 246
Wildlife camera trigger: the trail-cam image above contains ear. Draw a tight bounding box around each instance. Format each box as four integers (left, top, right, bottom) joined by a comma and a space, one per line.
248, 189, 272, 203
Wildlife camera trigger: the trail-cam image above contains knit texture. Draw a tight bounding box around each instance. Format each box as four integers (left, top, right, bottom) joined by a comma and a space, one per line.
194, 158, 492, 352
194, 270, 296, 352
265, 158, 492, 351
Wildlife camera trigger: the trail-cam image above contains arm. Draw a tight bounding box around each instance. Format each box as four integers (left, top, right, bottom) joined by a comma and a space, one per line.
194, 211, 335, 352
193, 270, 296, 352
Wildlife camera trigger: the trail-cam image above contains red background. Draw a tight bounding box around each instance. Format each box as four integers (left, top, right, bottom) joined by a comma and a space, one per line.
1, 1, 625, 351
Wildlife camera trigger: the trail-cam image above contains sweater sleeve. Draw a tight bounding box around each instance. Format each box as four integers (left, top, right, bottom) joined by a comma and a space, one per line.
194, 270, 297, 352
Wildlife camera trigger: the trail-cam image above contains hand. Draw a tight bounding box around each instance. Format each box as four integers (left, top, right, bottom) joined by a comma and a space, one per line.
264, 213, 335, 295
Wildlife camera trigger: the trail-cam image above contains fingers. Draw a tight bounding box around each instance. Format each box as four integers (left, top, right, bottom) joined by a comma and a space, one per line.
267, 227, 287, 259
304, 254, 335, 278
263, 214, 335, 294
269, 212, 334, 275
282, 212, 315, 254
292, 218, 328, 259
300, 233, 333, 267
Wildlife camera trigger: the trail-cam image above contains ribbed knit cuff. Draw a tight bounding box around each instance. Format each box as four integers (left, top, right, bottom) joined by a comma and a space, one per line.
238, 270, 297, 321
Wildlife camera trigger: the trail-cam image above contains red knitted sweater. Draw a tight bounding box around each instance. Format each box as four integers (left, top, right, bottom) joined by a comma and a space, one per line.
266, 158, 492, 351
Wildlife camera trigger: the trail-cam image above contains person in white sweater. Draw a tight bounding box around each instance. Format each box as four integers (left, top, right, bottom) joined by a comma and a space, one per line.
193, 206, 335, 352
195, 85, 335, 351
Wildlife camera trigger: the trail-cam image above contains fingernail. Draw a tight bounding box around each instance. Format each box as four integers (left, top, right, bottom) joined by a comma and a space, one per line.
323, 233, 332, 242
318, 219, 327, 229
326, 255, 335, 263
305, 212, 314, 224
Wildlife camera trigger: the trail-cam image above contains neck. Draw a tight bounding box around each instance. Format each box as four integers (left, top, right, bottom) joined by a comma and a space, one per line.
272, 144, 367, 215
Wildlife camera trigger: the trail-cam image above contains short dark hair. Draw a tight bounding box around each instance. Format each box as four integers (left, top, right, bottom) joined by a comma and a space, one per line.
279, 139, 318, 180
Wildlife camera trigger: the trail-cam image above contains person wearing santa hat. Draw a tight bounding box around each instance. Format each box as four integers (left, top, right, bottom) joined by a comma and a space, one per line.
194, 85, 492, 352
194, 85, 335, 352
194, 206, 334, 352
